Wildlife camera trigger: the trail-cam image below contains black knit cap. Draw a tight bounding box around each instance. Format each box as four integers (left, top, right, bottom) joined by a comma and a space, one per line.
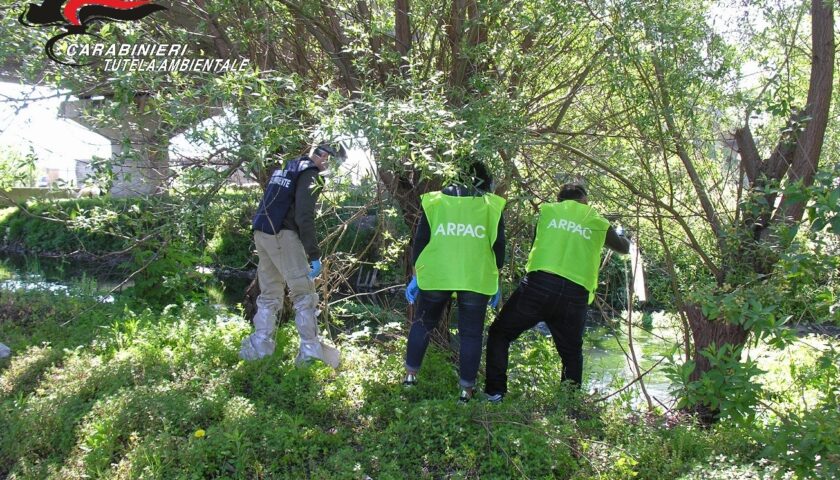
468, 161, 494, 192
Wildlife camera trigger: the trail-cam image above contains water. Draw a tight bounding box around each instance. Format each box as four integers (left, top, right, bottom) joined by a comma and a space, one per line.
0, 253, 252, 307
582, 320, 680, 406
0, 253, 678, 404
0, 254, 125, 301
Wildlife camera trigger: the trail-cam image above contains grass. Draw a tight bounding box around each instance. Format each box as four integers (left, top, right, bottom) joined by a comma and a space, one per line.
0, 288, 835, 479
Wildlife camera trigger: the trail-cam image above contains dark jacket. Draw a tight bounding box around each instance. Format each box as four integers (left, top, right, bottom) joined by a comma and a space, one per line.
411, 184, 506, 268
604, 226, 631, 254
283, 168, 323, 261
252, 156, 324, 261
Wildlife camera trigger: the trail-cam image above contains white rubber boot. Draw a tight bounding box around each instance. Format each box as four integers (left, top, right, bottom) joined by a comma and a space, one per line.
293, 294, 341, 369
239, 297, 281, 360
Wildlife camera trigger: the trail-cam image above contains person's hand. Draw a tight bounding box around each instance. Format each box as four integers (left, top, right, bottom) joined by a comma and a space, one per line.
308, 259, 322, 279
405, 276, 419, 304
489, 288, 501, 309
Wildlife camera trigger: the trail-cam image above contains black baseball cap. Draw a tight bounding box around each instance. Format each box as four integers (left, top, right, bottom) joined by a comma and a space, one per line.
313, 143, 338, 157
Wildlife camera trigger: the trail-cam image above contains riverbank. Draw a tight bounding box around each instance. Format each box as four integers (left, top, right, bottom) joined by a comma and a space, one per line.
0, 194, 257, 272
0, 188, 76, 207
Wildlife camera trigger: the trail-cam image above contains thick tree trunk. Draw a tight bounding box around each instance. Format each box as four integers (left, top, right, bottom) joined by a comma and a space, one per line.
684, 304, 749, 381
683, 303, 750, 423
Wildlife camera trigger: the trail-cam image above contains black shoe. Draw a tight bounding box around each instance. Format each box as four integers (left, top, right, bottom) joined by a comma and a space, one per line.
458, 387, 475, 404
402, 373, 418, 387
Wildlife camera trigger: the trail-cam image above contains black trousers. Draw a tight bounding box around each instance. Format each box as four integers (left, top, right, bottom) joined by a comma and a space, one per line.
405, 290, 490, 388
485, 271, 590, 395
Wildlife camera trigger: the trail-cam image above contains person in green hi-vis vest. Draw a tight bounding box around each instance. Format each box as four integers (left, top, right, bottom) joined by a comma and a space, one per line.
484, 184, 630, 402
403, 161, 506, 403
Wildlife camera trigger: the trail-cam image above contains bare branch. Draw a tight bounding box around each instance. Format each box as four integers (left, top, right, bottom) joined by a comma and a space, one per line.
651, 57, 724, 244
551, 140, 723, 279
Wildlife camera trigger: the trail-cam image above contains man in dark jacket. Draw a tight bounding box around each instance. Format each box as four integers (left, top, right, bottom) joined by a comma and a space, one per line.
484, 184, 630, 401
240, 143, 341, 367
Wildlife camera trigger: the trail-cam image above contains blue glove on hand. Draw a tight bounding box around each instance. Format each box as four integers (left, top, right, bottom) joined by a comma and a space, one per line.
308, 259, 322, 279
405, 276, 419, 304
489, 288, 501, 309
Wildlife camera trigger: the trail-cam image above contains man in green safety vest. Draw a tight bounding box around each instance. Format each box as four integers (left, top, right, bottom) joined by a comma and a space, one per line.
484, 183, 630, 402
403, 161, 506, 403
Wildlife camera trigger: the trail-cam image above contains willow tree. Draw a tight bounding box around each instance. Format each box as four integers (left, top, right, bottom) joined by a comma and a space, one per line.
0, 0, 605, 313
541, 0, 835, 420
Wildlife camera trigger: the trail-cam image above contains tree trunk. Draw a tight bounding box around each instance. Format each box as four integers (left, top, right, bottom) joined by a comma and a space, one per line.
684, 303, 749, 381
683, 303, 750, 423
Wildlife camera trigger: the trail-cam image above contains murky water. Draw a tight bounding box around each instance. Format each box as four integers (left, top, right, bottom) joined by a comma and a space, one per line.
0, 254, 123, 301
0, 253, 252, 306
583, 321, 680, 406
0, 253, 677, 404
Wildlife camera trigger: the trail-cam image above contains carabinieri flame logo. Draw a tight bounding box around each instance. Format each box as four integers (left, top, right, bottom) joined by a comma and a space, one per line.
19, 0, 167, 66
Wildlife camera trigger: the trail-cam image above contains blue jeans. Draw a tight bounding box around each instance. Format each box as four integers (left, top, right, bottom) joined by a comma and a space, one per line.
405, 290, 490, 388
485, 271, 589, 395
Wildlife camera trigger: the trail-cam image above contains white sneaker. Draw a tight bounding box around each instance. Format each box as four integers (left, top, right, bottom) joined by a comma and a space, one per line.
485, 393, 504, 404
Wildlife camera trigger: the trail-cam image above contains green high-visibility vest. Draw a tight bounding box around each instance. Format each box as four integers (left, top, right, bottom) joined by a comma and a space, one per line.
526, 201, 610, 304
415, 191, 506, 295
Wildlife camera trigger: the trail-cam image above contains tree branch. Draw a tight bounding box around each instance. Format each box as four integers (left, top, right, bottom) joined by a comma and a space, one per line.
651, 57, 724, 244
552, 140, 722, 279
776, 0, 835, 224
733, 126, 761, 185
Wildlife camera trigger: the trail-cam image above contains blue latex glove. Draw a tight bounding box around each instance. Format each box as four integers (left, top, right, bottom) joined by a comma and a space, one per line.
489, 288, 501, 309
308, 259, 322, 279
405, 276, 419, 304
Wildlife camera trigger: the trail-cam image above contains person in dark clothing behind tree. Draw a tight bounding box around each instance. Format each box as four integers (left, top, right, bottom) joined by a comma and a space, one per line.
403, 160, 506, 403
240, 143, 342, 367
484, 183, 630, 401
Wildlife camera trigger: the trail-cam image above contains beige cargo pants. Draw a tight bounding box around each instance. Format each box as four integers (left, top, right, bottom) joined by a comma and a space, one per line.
239, 230, 340, 368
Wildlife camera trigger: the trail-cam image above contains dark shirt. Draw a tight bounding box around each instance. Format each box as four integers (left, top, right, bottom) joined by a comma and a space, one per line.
282, 168, 324, 261
411, 184, 506, 268
605, 225, 631, 254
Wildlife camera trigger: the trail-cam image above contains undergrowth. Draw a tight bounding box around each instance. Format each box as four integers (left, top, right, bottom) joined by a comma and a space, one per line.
0, 288, 835, 479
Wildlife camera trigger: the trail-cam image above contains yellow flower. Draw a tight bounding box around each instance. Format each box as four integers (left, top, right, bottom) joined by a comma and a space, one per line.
194, 429, 206, 439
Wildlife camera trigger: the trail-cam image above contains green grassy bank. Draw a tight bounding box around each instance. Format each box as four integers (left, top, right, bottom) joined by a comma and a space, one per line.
1, 287, 837, 479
